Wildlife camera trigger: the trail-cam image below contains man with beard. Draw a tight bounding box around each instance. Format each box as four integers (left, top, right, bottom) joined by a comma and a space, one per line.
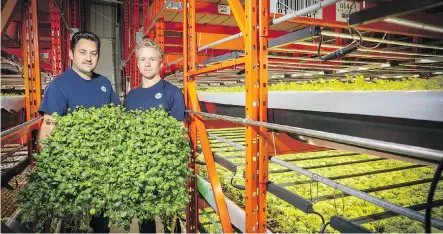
38, 31, 120, 233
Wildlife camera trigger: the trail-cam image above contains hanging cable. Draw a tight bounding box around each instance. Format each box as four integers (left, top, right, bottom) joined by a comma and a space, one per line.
345, 0, 386, 50
309, 210, 325, 225
320, 222, 331, 233
317, 33, 359, 61
425, 157, 443, 233
230, 169, 246, 190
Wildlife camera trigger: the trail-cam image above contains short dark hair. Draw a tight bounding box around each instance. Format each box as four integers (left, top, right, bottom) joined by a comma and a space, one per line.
70, 31, 101, 54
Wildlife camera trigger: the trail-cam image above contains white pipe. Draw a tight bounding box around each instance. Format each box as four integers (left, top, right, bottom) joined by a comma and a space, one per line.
384, 18, 443, 34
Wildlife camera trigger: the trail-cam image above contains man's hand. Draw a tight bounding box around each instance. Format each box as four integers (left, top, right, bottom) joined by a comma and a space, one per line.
181, 121, 190, 141
37, 114, 56, 151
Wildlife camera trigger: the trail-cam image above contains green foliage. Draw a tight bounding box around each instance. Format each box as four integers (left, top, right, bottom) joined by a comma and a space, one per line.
198, 128, 443, 233
200, 75, 443, 92
0, 92, 25, 96
16, 105, 191, 232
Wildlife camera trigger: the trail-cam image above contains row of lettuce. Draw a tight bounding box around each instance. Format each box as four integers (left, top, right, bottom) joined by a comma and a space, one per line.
198, 128, 443, 233
199, 75, 443, 92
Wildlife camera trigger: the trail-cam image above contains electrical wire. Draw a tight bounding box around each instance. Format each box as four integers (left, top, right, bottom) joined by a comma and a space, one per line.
320, 222, 331, 233
425, 157, 443, 233
230, 170, 246, 190
309, 210, 325, 225
345, 0, 386, 50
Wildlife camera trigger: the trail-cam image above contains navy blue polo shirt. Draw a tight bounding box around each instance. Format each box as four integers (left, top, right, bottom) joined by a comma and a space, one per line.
39, 69, 121, 116
124, 80, 185, 121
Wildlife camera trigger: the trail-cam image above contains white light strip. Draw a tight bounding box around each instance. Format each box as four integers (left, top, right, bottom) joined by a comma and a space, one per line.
384, 18, 443, 34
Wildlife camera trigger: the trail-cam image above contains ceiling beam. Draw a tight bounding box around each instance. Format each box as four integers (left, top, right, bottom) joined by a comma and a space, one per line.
349, 0, 443, 26
1, 0, 19, 38
164, 0, 443, 39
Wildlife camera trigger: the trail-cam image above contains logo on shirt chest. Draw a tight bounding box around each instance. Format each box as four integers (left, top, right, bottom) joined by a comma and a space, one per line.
155, 93, 162, 99
101, 86, 107, 92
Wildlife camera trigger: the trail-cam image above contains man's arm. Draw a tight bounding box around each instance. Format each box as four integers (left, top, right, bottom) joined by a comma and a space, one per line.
37, 114, 56, 151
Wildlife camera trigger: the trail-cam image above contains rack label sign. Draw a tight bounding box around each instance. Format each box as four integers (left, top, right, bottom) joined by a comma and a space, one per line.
166, 1, 183, 10
269, 0, 322, 19
336, 0, 360, 22
218, 5, 231, 15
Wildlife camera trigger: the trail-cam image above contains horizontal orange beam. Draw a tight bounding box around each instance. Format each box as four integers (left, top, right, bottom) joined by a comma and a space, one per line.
189, 57, 245, 77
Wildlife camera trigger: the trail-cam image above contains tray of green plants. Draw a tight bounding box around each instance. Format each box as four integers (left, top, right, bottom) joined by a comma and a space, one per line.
16, 105, 191, 232
196, 75, 443, 122
197, 128, 443, 233
199, 75, 443, 92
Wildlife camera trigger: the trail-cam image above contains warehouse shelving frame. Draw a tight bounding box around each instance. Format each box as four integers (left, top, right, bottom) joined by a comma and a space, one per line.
176, 0, 443, 233
1, 0, 85, 185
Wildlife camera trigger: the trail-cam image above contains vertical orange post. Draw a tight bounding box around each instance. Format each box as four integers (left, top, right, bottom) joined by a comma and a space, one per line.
22, 0, 42, 121
133, 0, 140, 87
155, 0, 165, 78
22, 0, 42, 166
258, 0, 269, 231
50, 0, 63, 76
244, 0, 260, 230
183, 0, 199, 231
184, 0, 233, 232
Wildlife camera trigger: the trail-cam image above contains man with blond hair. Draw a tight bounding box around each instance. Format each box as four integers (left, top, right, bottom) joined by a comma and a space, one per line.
124, 37, 184, 233
124, 37, 185, 121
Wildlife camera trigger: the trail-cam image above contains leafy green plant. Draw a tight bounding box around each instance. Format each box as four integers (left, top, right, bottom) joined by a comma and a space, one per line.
0, 92, 25, 96
16, 105, 191, 232
199, 76, 443, 92
198, 128, 443, 233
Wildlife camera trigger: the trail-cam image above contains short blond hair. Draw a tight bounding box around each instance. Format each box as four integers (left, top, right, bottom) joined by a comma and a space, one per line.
135, 37, 164, 61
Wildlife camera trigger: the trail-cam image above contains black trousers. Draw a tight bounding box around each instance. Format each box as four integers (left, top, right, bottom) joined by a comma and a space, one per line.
139, 218, 182, 233
90, 215, 110, 233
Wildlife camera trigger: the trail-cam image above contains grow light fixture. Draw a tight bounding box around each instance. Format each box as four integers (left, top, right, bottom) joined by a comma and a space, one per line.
319, 43, 359, 61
